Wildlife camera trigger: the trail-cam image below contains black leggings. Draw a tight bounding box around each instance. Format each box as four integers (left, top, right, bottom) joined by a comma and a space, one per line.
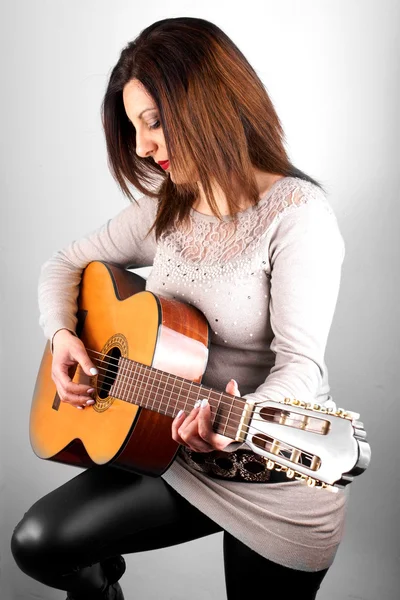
11, 466, 328, 599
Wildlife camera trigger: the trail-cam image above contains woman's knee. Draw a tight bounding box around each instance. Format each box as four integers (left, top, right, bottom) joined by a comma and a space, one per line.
11, 512, 61, 578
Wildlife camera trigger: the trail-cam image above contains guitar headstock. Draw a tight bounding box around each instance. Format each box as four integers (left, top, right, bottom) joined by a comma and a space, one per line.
242, 398, 371, 492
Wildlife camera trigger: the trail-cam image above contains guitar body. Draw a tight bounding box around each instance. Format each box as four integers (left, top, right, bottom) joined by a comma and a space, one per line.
30, 261, 210, 476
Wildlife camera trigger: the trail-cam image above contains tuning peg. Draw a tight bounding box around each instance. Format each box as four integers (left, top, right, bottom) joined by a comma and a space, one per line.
345, 410, 361, 421
354, 427, 367, 440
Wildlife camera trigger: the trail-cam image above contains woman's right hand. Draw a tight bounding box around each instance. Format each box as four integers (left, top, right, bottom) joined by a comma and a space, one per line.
51, 329, 98, 409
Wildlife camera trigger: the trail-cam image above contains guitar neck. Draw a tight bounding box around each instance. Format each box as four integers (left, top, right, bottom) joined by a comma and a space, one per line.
110, 356, 245, 440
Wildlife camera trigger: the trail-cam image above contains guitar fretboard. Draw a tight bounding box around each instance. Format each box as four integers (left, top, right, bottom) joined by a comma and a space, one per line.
110, 356, 245, 439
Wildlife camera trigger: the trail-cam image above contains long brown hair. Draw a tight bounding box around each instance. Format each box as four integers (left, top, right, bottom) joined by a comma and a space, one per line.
101, 17, 325, 238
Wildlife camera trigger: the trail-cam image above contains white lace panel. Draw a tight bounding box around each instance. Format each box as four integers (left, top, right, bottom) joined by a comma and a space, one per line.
158, 177, 331, 267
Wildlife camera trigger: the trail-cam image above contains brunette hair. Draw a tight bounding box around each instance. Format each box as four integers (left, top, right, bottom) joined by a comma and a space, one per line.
101, 16, 325, 238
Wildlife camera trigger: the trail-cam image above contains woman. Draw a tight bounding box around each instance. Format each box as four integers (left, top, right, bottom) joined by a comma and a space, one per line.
11, 16, 347, 600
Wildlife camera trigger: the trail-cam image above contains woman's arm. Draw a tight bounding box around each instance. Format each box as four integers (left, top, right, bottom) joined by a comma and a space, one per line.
38, 196, 158, 345
245, 197, 345, 406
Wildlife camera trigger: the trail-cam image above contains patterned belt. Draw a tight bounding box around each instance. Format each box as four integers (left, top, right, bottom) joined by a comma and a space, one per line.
179, 447, 290, 483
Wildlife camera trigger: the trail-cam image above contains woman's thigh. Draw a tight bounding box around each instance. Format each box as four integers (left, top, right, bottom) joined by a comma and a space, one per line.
11, 465, 221, 587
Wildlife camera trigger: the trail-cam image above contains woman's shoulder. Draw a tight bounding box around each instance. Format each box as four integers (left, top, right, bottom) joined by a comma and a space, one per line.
109, 194, 158, 234
255, 176, 338, 238
259, 176, 333, 216
126, 193, 158, 217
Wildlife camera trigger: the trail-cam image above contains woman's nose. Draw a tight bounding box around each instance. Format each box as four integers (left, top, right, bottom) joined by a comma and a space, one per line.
135, 130, 157, 158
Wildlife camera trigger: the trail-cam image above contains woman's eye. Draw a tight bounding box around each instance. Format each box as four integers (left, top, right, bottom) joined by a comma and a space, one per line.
149, 120, 161, 130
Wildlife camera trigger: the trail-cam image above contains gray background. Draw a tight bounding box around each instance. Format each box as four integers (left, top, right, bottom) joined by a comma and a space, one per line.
1, 1, 399, 598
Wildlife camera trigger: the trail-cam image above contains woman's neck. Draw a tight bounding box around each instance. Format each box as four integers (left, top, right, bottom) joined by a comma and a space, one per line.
192, 170, 285, 216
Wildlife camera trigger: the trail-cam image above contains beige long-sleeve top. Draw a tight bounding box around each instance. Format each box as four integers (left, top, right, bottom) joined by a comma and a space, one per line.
38, 176, 348, 571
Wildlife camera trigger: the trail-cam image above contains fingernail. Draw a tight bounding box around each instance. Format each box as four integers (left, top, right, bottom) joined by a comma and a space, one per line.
86, 399, 95, 405
90, 367, 98, 375
87, 388, 95, 394
200, 398, 209, 408
231, 379, 238, 387
76, 406, 83, 410
176, 409, 184, 418
194, 401, 201, 409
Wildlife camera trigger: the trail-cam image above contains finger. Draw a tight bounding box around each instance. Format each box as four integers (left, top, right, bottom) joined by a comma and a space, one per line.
172, 403, 202, 445
172, 405, 214, 451
172, 401, 201, 427
171, 409, 187, 443
197, 399, 232, 451
55, 375, 96, 398
179, 420, 214, 453
57, 388, 96, 407
196, 399, 216, 444
54, 347, 98, 383
53, 372, 96, 407
54, 380, 96, 409
61, 344, 99, 379
178, 400, 215, 452
225, 378, 241, 396
54, 355, 97, 393
74, 348, 99, 378
173, 401, 202, 430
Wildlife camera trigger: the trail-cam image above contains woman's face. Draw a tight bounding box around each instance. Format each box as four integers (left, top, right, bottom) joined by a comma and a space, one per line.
123, 79, 173, 177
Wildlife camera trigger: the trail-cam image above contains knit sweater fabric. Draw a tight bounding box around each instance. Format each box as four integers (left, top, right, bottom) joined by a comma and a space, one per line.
38, 176, 348, 571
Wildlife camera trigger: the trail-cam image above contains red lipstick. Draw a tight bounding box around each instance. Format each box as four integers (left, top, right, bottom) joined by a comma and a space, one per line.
158, 160, 170, 170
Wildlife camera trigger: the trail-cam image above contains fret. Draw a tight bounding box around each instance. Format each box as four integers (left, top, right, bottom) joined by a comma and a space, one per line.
212, 390, 224, 431
122, 358, 132, 401
175, 375, 185, 415
152, 366, 163, 413
186, 381, 195, 414
134, 361, 147, 407
163, 371, 172, 416
146, 368, 168, 414
140, 362, 153, 410
119, 358, 128, 402
149, 366, 167, 411
110, 360, 119, 399
119, 358, 130, 403
130, 359, 141, 404
188, 383, 202, 409
159, 372, 172, 414
224, 389, 234, 436
111, 357, 244, 440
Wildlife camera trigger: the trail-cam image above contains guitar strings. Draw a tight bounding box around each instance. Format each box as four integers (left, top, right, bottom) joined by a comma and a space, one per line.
74, 355, 311, 459
67, 349, 318, 462
84, 347, 284, 422
84, 347, 321, 426
76, 348, 322, 431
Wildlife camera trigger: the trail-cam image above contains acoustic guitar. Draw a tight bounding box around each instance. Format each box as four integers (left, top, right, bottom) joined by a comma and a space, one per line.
30, 261, 371, 491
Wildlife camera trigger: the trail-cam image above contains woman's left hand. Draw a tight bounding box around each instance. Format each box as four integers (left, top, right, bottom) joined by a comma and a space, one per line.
171, 378, 241, 452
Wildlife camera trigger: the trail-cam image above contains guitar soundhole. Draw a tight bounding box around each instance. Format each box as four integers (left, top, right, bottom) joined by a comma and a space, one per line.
97, 346, 121, 400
